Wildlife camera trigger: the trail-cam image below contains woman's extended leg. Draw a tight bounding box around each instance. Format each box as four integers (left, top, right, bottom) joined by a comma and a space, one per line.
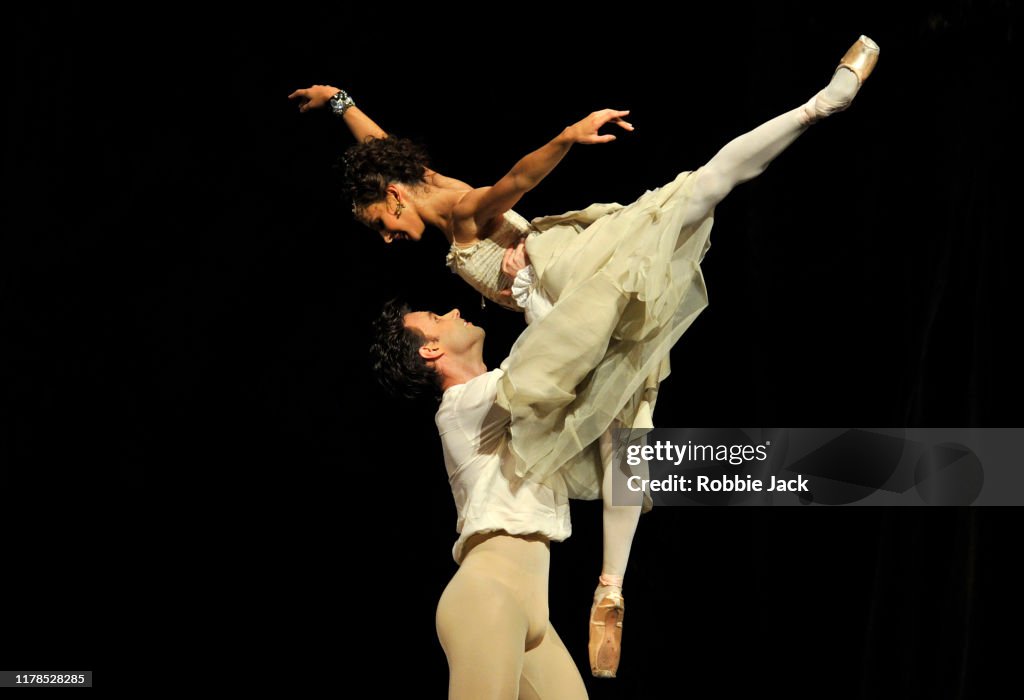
688, 36, 878, 217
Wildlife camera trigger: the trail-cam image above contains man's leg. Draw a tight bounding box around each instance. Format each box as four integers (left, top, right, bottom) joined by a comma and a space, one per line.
518, 624, 589, 700
436, 569, 529, 699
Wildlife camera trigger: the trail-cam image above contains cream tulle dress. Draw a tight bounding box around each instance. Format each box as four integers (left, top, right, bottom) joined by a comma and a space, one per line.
444, 169, 715, 501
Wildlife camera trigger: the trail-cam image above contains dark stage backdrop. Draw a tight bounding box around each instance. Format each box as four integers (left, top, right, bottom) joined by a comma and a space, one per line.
5, 2, 1021, 697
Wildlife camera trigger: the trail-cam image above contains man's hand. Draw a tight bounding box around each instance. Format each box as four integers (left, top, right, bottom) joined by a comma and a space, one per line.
288, 85, 340, 113
502, 240, 529, 278
499, 241, 530, 297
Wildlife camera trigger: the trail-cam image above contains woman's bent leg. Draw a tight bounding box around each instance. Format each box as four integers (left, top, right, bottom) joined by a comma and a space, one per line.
598, 426, 641, 594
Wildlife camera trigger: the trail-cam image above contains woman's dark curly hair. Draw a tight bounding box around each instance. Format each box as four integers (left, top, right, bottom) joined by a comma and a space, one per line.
370, 299, 442, 401
341, 136, 431, 217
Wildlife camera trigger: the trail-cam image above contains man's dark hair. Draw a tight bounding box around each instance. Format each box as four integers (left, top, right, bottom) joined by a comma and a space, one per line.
341, 136, 430, 216
370, 299, 442, 401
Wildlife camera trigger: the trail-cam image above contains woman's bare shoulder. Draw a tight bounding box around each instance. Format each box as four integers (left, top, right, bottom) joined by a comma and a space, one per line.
451, 187, 510, 245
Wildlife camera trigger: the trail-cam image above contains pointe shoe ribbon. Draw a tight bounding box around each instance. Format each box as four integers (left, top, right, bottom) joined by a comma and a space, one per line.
588, 590, 625, 678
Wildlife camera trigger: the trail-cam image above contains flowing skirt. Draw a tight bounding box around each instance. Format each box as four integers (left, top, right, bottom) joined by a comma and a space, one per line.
497, 169, 715, 501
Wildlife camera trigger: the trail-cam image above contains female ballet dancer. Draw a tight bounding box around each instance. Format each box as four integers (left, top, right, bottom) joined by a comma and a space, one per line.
291, 35, 879, 679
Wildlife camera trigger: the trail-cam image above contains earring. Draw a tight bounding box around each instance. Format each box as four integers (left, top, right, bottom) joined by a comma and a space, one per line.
394, 201, 405, 218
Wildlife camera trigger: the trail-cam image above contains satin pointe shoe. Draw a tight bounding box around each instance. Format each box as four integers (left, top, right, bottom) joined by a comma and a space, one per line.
837, 35, 880, 86
588, 590, 625, 678
801, 35, 881, 124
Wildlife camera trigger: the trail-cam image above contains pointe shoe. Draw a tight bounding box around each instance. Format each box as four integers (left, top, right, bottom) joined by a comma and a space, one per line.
588, 590, 624, 678
801, 35, 880, 124
837, 35, 880, 85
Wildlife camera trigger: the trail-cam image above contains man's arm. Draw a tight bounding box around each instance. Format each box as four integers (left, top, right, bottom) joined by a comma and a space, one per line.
502, 241, 554, 325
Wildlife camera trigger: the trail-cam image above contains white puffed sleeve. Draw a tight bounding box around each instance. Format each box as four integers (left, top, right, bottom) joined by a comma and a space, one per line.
510, 265, 555, 325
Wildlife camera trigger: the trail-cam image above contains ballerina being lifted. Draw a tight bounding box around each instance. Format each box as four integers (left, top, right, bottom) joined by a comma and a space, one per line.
291, 35, 879, 693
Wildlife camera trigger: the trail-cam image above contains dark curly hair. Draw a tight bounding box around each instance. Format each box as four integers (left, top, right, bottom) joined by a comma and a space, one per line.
370, 299, 442, 401
341, 136, 431, 217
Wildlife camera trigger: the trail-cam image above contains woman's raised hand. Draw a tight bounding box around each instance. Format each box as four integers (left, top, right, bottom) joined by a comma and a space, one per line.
288, 85, 340, 113
567, 109, 634, 144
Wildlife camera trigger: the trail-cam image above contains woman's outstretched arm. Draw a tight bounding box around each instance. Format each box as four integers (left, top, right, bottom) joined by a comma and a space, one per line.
288, 84, 387, 140
456, 109, 633, 230
288, 84, 470, 188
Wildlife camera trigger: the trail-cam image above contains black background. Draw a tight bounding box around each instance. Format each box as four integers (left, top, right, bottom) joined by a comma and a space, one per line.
4, 1, 1021, 696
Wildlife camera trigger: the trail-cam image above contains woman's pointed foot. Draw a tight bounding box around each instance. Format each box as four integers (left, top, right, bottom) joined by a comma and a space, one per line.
837, 35, 881, 86
800, 35, 880, 125
589, 589, 624, 678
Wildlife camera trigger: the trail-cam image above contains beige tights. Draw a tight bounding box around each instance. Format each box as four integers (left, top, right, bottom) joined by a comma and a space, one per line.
436, 533, 589, 699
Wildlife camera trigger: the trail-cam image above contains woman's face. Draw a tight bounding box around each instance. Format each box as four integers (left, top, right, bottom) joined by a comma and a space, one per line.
360, 197, 425, 244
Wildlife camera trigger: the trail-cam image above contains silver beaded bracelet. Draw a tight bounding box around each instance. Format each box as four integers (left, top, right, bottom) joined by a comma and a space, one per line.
329, 89, 356, 117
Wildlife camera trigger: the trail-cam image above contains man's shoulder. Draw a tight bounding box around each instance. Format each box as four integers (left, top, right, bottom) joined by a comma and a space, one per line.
435, 369, 505, 436
438, 369, 503, 410
447, 368, 503, 394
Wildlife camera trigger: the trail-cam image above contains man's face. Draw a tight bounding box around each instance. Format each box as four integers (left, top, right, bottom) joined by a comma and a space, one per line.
403, 308, 484, 361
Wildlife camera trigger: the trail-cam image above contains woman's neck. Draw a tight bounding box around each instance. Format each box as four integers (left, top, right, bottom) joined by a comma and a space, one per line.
408, 185, 471, 243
